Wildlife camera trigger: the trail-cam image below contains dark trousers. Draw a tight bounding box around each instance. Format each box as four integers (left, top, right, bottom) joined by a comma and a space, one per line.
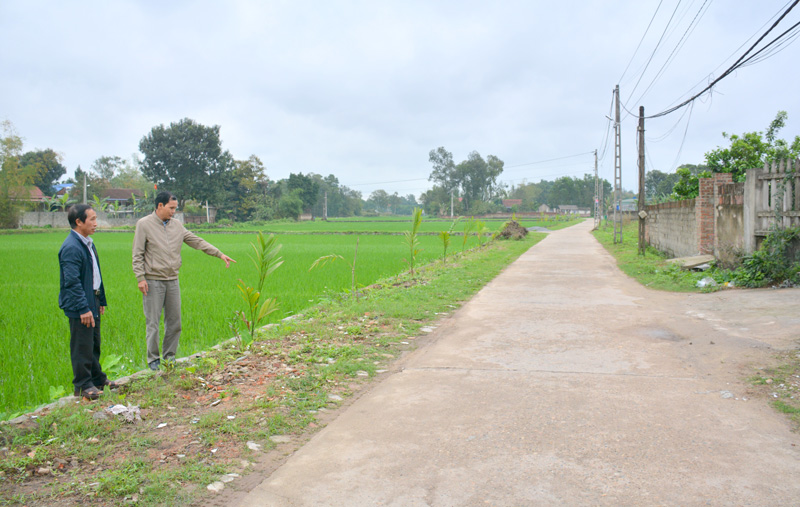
69, 316, 107, 392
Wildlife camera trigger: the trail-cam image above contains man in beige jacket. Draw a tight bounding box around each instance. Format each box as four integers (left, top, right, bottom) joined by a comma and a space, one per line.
132, 191, 235, 370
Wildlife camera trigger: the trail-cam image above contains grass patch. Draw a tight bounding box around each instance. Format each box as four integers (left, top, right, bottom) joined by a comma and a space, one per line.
747, 352, 800, 429
592, 219, 712, 292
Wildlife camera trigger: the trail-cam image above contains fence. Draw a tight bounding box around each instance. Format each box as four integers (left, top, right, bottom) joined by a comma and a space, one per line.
743, 159, 800, 252
645, 159, 799, 266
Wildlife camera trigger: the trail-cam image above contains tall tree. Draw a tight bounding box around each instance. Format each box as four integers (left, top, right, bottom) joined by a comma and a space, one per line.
428, 147, 504, 213
91, 155, 127, 181
644, 170, 681, 200
18, 149, 66, 195
0, 121, 26, 226
428, 147, 458, 192
221, 155, 270, 221
0, 121, 29, 189
139, 118, 235, 207
286, 172, 319, 211
366, 189, 390, 212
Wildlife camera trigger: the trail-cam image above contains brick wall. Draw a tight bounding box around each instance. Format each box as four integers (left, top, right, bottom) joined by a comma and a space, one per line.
645, 173, 743, 261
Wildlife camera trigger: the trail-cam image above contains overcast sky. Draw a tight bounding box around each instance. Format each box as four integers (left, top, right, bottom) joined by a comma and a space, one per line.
2, 1, 799, 198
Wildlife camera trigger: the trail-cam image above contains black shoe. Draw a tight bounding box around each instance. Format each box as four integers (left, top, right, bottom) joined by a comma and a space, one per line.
148, 359, 160, 371
74, 386, 102, 401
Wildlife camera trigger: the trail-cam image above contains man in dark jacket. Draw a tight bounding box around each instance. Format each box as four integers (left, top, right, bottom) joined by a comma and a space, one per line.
58, 204, 116, 400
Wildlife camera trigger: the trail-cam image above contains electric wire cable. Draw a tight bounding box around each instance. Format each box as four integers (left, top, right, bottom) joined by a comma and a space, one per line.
619, 0, 665, 85
623, 0, 685, 115
630, 0, 713, 107
646, 0, 800, 118
655, 0, 795, 112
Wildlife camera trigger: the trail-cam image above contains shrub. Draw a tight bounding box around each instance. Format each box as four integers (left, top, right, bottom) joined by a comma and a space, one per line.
733, 227, 800, 287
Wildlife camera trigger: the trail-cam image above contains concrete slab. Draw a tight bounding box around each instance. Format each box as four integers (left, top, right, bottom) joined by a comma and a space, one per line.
666, 254, 715, 269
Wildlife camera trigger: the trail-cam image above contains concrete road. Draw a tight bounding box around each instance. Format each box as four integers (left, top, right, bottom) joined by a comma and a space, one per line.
239, 220, 800, 506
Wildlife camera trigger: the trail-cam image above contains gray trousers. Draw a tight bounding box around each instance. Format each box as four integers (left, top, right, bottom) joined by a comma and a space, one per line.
143, 279, 181, 363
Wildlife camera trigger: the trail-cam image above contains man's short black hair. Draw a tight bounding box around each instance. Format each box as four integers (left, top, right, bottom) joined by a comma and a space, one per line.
68, 204, 93, 229
155, 191, 178, 208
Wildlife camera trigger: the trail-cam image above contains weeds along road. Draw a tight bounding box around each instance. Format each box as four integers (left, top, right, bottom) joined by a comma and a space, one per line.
236, 219, 800, 506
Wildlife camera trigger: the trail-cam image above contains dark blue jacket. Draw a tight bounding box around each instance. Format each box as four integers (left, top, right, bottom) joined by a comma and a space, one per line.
58, 231, 107, 319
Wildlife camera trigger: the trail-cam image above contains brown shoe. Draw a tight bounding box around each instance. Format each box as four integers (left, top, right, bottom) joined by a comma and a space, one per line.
100, 380, 119, 390
74, 386, 102, 401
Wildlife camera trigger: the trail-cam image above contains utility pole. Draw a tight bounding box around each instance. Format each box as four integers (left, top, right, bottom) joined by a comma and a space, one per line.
323, 191, 328, 220
593, 149, 599, 229
450, 189, 454, 218
83, 173, 87, 204
613, 84, 622, 244
637, 106, 646, 255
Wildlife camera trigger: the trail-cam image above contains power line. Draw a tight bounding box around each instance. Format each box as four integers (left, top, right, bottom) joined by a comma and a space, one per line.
623, 0, 685, 115
505, 151, 594, 169
347, 177, 428, 187
630, 0, 713, 107
619, 0, 665, 84
655, 0, 794, 113
646, 0, 800, 119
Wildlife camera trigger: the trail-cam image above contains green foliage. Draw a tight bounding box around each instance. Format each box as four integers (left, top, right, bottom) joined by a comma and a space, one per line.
100, 353, 133, 379
671, 167, 712, 199
48, 385, 66, 400
732, 227, 800, 287
462, 217, 476, 251
438, 231, 451, 262
310, 174, 363, 217
220, 155, 270, 221
139, 118, 235, 206
286, 172, 320, 210
309, 238, 361, 297
237, 232, 283, 346
704, 110, 800, 182
645, 169, 681, 201
91, 155, 127, 181
277, 189, 304, 219
0, 190, 20, 228
475, 219, 492, 246
427, 147, 504, 213
403, 207, 423, 275
89, 193, 110, 211
18, 149, 66, 195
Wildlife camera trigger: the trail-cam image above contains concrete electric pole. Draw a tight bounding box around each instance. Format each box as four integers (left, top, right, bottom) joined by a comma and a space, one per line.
593, 149, 599, 229
613, 85, 622, 244
637, 106, 646, 255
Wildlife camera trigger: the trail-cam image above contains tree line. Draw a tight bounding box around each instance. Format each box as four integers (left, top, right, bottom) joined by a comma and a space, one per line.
5, 111, 793, 226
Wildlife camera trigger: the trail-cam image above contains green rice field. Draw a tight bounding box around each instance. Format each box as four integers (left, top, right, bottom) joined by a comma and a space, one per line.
0, 229, 486, 417
189, 217, 576, 234
0, 217, 578, 417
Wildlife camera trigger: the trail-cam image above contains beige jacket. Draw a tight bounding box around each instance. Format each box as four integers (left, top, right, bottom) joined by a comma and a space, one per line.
132, 212, 222, 281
